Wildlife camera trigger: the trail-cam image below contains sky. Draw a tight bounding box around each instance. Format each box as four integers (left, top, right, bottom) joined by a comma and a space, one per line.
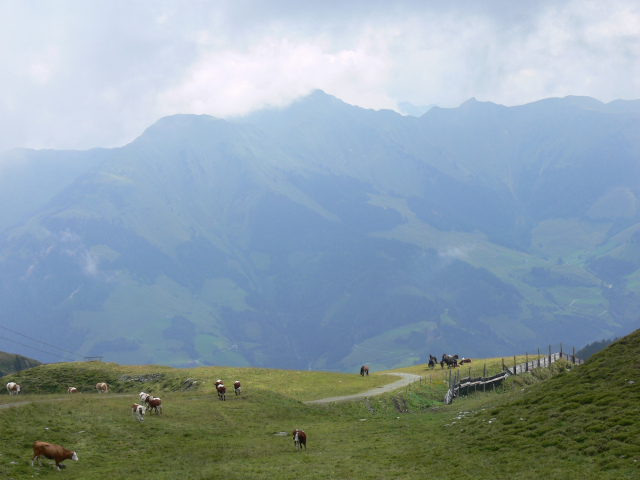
0, 0, 638, 152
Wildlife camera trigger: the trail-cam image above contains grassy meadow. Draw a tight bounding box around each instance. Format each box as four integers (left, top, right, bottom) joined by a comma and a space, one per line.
0, 336, 639, 479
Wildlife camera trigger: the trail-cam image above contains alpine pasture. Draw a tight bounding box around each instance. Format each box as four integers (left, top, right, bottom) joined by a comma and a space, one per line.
0, 334, 638, 479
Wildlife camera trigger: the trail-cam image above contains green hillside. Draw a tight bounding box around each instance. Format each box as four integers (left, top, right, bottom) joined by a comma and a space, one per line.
0, 351, 41, 377
0, 330, 638, 479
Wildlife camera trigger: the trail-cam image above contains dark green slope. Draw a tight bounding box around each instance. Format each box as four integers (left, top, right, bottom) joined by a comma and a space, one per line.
467, 328, 640, 463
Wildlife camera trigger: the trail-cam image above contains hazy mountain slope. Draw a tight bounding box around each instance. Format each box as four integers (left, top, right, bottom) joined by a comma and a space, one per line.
0, 351, 42, 377
0, 91, 638, 371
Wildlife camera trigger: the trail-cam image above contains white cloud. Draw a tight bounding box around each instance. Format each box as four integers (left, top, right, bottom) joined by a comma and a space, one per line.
0, 0, 637, 152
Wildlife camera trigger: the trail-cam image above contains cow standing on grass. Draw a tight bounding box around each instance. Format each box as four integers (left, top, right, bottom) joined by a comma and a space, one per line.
31, 441, 78, 471
6, 382, 20, 395
293, 429, 306, 450
147, 397, 162, 414
68, 387, 79, 394
217, 383, 226, 401
234, 381, 241, 395
96, 382, 108, 393
132, 403, 146, 422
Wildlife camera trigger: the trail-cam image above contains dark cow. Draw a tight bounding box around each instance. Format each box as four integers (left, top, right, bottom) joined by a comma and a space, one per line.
293, 429, 306, 450
360, 365, 369, 376
217, 383, 226, 401
460, 358, 472, 364
441, 354, 459, 369
428, 354, 438, 369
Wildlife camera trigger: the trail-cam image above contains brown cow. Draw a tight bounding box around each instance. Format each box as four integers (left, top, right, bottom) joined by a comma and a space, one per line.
360, 365, 369, 376
234, 381, 241, 396
217, 384, 226, 401
147, 397, 162, 414
67, 387, 78, 394
31, 441, 78, 471
132, 403, 146, 422
293, 429, 306, 450
96, 382, 108, 393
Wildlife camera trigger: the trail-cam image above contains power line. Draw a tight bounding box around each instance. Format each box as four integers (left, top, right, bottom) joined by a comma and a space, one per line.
0, 325, 84, 358
0, 334, 75, 362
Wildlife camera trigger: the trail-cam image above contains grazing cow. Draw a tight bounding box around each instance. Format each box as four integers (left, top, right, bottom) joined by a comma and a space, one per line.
441, 354, 459, 369
96, 382, 108, 394
428, 354, 438, 369
31, 441, 78, 471
147, 397, 162, 414
234, 381, 241, 396
293, 429, 307, 450
460, 358, 472, 364
360, 365, 369, 376
139, 392, 151, 404
6, 382, 20, 395
217, 384, 226, 401
132, 403, 146, 422
68, 387, 78, 394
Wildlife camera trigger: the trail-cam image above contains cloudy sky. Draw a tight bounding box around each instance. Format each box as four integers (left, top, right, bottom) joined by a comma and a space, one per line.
1, 0, 638, 152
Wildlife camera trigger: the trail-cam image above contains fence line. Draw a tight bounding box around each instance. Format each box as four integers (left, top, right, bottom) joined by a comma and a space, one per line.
443, 343, 585, 405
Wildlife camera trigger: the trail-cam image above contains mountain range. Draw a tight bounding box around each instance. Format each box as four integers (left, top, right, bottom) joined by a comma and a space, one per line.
0, 90, 638, 371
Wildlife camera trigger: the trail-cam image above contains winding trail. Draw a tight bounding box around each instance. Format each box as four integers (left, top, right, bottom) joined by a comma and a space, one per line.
0, 375, 421, 409
304, 372, 422, 405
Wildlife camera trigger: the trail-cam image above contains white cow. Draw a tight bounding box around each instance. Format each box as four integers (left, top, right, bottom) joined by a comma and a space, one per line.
6, 382, 20, 395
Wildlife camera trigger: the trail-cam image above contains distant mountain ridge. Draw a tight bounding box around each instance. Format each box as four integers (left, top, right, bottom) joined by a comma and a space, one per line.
0, 91, 638, 371
0, 352, 42, 377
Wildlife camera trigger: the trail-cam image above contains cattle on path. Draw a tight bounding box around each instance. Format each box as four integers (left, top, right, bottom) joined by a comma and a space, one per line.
234, 381, 241, 395
360, 365, 369, 376
132, 403, 146, 422
96, 382, 108, 393
217, 384, 226, 401
6, 382, 20, 395
293, 429, 307, 450
68, 387, 78, 394
31, 441, 78, 471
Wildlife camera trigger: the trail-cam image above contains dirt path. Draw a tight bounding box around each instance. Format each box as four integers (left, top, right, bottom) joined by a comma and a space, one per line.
304, 372, 422, 405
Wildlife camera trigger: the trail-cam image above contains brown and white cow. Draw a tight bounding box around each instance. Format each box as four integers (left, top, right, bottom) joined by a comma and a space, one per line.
132, 403, 146, 422
96, 382, 108, 393
217, 383, 226, 401
234, 381, 241, 396
293, 429, 306, 450
215, 379, 223, 388
147, 397, 162, 415
68, 387, 78, 394
139, 391, 151, 404
31, 441, 78, 471
6, 382, 20, 395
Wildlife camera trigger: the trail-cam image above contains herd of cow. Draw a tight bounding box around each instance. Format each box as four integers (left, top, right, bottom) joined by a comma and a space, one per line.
427, 354, 472, 369
5, 377, 285, 471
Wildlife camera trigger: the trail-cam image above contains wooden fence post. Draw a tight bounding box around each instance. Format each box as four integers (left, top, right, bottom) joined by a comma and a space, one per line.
526, 351, 529, 372
538, 348, 541, 368
560, 342, 563, 360
549, 345, 552, 376
513, 356, 517, 376
483, 364, 486, 393
573, 346, 576, 364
